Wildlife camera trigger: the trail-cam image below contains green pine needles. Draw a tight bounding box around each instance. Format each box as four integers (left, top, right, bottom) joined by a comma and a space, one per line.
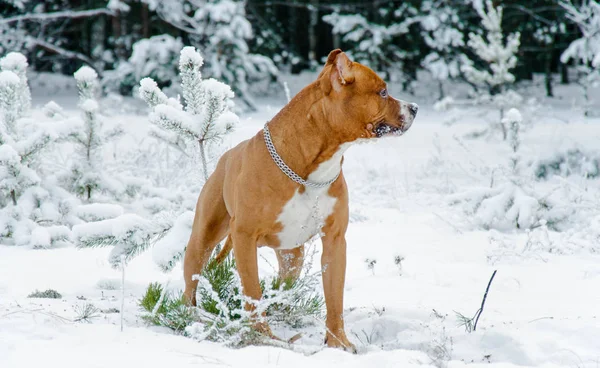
139, 253, 324, 345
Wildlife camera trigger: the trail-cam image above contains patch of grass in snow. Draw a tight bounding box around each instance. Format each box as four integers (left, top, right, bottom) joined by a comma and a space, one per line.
140, 282, 197, 332
73, 302, 101, 323
27, 289, 62, 299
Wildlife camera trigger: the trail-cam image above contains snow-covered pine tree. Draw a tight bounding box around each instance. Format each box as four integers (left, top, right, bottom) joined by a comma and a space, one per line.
138, 0, 279, 111
0, 52, 31, 116
63, 66, 124, 201
140, 46, 239, 182
420, 0, 467, 99
0, 53, 43, 206
559, 0, 600, 116
323, 5, 419, 83
460, 0, 522, 139
0, 52, 75, 247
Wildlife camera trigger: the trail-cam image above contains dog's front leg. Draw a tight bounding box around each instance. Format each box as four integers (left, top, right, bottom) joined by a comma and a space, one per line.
231, 229, 277, 339
321, 231, 357, 353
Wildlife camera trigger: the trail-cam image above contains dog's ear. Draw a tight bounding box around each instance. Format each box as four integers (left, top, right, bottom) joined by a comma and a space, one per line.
319, 49, 355, 95
333, 52, 355, 85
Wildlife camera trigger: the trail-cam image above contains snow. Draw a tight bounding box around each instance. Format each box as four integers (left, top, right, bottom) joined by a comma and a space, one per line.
179, 46, 204, 69
73, 66, 98, 83
76, 203, 124, 222
2, 69, 600, 368
0, 70, 20, 85
0, 51, 28, 72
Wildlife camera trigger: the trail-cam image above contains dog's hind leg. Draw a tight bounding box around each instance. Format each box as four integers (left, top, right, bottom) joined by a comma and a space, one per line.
183, 173, 230, 306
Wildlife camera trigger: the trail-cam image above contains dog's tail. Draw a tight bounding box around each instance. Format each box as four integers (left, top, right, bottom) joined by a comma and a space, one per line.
214, 235, 233, 264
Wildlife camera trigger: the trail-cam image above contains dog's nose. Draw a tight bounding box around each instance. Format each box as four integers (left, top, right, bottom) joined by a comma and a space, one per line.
408, 103, 419, 117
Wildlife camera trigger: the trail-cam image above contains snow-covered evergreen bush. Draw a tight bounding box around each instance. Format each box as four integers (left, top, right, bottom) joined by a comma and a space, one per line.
103, 35, 184, 96
560, 0, 600, 116
0, 52, 77, 247
140, 46, 238, 182
139, 0, 279, 111
0, 52, 31, 116
62, 66, 124, 201
449, 109, 569, 231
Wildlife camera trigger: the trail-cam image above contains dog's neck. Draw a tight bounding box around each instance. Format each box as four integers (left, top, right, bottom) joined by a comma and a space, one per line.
267, 81, 347, 183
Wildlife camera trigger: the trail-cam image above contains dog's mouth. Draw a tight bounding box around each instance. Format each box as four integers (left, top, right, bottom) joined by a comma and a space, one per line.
373, 122, 405, 138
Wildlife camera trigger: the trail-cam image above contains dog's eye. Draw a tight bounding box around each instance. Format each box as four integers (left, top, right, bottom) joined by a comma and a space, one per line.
379, 89, 388, 98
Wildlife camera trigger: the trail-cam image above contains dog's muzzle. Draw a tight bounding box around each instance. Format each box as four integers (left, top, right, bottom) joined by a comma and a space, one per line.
408, 103, 419, 117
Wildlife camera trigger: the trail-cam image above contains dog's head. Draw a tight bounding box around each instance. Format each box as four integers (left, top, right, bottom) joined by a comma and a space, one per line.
318, 49, 418, 141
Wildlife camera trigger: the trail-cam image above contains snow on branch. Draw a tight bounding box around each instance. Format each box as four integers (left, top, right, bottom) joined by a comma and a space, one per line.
140, 46, 238, 181
27, 37, 101, 75
0, 8, 116, 25
73, 214, 172, 269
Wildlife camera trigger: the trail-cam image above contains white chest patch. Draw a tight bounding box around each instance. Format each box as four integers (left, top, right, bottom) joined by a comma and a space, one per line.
275, 143, 352, 250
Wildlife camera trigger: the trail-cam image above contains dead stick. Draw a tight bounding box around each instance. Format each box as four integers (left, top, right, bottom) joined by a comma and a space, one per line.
473, 270, 497, 331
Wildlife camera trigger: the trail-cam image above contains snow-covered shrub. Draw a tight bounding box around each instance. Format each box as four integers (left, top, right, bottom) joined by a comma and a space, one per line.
0, 52, 77, 247
535, 149, 600, 180
0, 52, 31, 116
140, 251, 324, 344
103, 35, 183, 96
139, 46, 239, 182
448, 109, 570, 231
559, 0, 600, 116
61, 66, 124, 201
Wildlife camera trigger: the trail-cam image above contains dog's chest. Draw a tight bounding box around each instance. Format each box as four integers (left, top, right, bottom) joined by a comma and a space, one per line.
276, 187, 337, 249
274, 144, 349, 250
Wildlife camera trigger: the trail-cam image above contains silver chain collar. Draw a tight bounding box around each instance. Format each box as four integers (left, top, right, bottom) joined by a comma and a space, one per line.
263, 123, 340, 188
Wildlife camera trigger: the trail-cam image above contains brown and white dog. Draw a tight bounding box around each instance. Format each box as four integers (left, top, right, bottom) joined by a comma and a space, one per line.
183, 49, 418, 352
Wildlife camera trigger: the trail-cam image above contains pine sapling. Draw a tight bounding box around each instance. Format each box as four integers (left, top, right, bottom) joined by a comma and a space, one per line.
66, 66, 124, 201
140, 47, 239, 182
437, 0, 522, 139
559, 0, 600, 116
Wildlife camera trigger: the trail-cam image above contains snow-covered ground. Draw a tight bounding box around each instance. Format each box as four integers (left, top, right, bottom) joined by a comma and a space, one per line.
2, 72, 600, 368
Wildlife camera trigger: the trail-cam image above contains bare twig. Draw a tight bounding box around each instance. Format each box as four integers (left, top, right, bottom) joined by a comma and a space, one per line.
473, 270, 497, 331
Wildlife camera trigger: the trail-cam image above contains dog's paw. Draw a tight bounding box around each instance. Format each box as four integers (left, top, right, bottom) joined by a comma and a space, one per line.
324, 333, 357, 354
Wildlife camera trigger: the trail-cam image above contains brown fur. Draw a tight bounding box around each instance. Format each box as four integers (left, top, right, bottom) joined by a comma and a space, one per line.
183, 50, 416, 352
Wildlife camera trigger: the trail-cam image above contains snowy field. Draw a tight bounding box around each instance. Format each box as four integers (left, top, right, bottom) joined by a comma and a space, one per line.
1, 72, 600, 368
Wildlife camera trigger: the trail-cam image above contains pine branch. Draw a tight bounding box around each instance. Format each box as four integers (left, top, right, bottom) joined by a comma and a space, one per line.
0, 8, 116, 25
76, 235, 121, 249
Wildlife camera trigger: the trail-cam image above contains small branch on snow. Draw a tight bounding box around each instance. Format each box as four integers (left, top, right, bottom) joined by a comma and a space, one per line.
473, 270, 497, 331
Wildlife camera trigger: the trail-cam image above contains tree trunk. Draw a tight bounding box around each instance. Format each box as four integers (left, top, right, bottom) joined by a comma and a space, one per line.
10, 190, 16, 206
308, 0, 318, 68
545, 51, 554, 97
87, 186, 92, 201
199, 140, 209, 182
560, 64, 569, 85
142, 3, 150, 38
